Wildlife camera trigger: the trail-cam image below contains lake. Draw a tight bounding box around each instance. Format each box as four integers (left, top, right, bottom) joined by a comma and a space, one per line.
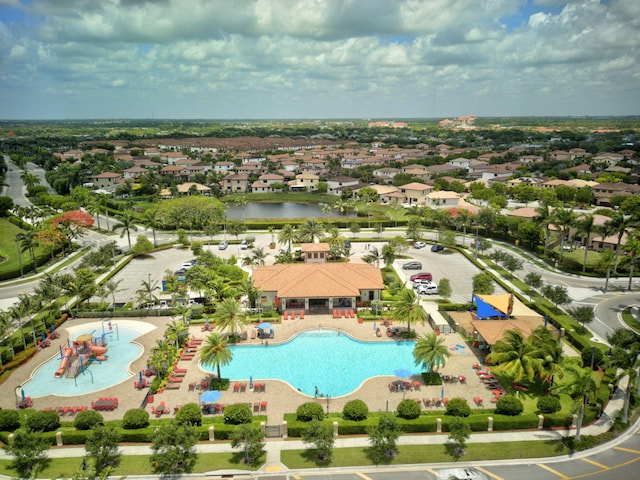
226, 202, 354, 219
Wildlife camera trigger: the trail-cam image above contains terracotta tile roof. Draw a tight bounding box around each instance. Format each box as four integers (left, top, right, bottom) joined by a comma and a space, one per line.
399, 182, 433, 191
251, 263, 384, 298
301, 243, 330, 253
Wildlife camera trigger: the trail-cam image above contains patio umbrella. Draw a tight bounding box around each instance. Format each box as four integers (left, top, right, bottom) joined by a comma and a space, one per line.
257, 322, 272, 330
441, 386, 445, 399
200, 390, 221, 404
373, 321, 377, 332
139, 371, 143, 383
394, 368, 412, 379
249, 376, 253, 389
21, 389, 25, 401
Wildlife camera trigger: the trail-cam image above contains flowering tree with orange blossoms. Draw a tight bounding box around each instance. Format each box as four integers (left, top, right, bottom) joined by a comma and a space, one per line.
46, 211, 94, 255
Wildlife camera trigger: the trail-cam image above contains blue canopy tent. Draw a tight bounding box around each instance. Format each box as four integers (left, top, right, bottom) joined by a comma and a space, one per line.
474, 295, 507, 320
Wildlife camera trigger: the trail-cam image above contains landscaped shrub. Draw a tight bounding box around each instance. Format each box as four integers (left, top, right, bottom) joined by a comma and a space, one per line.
296, 402, 325, 422
122, 409, 150, 429
396, 399, 421, 420
445, 398, 471, 417
495, 395, 524, 416
0, 410, 21, 432
26, 410, 60, 432
73, 409, 103, 430
537, 395, 562, 414
342, 399, 369, 421
223, 403, 253, 425
175, 403, 202, 426
421, 371, 443, 385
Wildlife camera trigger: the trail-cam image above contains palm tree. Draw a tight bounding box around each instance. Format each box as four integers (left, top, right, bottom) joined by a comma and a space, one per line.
598, 250, 616, 293
0, 310, 15, 357
623, 233, 640, 291
238, 279, 262, 310
16, 231, 39, 272
390, 288, 427, 335
104, 279, 123, 310
135, 277, 159, 308
604, 211, 635, 274
413, 332, 451, 373
552, 364, 598, 443
251, 247, 267, 267
528, 326, 565, 387
456, 209, 473, 246
362, 246, 382, 267
551, 207, 576, 263
113, 211, 138, 250
166, 319, 190, 345
299, 218, 325, 243
485, 329, 541, 386
141, 208, 159, 247
20, 171, 40, 188
575, 214, 595, 273
85, 198, 102, 231
535, 202, 554, 257
211, 298, 248, 338
278, 224, 297, 253
199, 332, 232, 380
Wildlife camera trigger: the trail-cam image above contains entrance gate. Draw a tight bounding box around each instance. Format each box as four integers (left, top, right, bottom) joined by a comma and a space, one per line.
265, 424, 282, 438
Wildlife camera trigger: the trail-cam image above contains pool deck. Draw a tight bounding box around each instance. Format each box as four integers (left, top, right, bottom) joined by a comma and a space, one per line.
1, 313, 497, 425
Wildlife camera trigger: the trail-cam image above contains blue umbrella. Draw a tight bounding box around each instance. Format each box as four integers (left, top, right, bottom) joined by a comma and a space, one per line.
249, 376, 253, 389
373, 321, 377, 331
394, 368, 412, 379
21, 389, 25, 401
139, 371, 143, 383
41, 332, 46, 341
441, 386, 445, 399
200, 390, 221, 404
257, 322, 272, 330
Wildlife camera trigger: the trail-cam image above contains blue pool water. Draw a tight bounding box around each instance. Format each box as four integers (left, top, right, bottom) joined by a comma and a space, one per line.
200, 329, 419, 397
22, 321, 155, 398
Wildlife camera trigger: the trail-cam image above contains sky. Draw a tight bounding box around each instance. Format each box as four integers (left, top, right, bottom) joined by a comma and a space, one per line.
0, 0, 638, 120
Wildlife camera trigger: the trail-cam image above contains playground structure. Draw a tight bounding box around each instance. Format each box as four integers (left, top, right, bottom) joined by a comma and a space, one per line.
54, 332, 110, 378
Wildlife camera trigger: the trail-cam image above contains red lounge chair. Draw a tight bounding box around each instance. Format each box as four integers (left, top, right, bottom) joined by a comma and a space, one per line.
80, 406, 87, 412
413, 381, 421, 390
341, 310, 346, 318
233, 383, 240, 392
283, 311, 289, 321
332, 309, 337, 318
350, 309, 355, 318
474, 397, 484, 406
260, 401, 267, 412
215, 404, 224, 413
299, 310, 304, 319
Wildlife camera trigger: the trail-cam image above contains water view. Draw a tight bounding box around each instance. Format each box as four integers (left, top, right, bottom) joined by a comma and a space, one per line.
226, 202, 355, 219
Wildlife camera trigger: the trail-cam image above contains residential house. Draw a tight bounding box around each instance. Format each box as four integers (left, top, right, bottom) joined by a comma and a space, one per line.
373, 167, 401, 183
290, 173, 319, 191
250, 181, 271, 193
221, 173, 250, 193
213, 161, 235, 173
398, 182, 433, 205
593, 182, 640, 206
92, 172, 123, 189
176, 182, 211, 196
122, 166, 147, 180
425, 191, 461, 208
327, 176, 360, 196
369, 185, 401, 203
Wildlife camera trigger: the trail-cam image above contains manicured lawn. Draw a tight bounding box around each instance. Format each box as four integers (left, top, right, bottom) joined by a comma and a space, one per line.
0, 218, 25, 274
281, 440, 571, 469
621, 308, 640, 331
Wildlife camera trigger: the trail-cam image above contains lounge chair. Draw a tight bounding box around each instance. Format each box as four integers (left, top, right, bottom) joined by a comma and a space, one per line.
233, 383, 240, 393
283, 311, 289, 321
253, 402, 260, 413
165, 382, 181, 389
240, 383, 247, 393
350, 309, 355, 318
474, 397, 484, 406
251, 329, 256, 339
423, 398, 431, 407
260, 401, 267, 412
299, 310, 304, 319
412, 381, 421, 390
332, 309, 338, 318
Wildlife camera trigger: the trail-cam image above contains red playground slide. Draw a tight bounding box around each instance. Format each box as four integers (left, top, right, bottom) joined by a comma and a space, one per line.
54, 348, 74, 378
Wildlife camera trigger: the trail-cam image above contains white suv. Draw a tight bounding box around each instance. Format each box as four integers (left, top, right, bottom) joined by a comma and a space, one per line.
416, 282, 438, 295
240, 240, 248, 250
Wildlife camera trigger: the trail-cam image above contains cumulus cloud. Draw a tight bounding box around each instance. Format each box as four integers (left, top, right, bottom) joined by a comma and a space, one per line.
0, 0, 638, 118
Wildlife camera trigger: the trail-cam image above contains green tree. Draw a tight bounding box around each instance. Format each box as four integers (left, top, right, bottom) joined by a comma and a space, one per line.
211, 298, 249, 337
366, 414, 401, 464
391, 288, 427, 335
131, 234, 154, 257
524, 272, 542, 300
486, 329, 541, 385
552, 364, 599, 443
541, 284, 570, 312
227, 219, 247, 240
568, 305, 594, 329
230, 424, 265, 466
624, 234, 640, 291
150, 422, 199, 474
437, 278, 452, 299
381, 243, 396, 266
603, 211, 636, 274
598, 250, 616, 293
299, 218, 325, 243
278, 224, 297, 254
413, 332, 451, 372
447, 417, 471, 460
85, 424, 121, 476
113, 211, 138, 251
141, 208, 159, 247
575, 214, 596, 272
199, 332, 232, 380
349, 222, 361, 238
135, 277, 160, 308
2, 429, 50, 478
301, 419, 335, 466
472, 273, 494, 295
17, 231, 40, 272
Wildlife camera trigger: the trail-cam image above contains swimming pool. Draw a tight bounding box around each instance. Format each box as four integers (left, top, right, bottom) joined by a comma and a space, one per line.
22, 320, 156, 398
200, 329, 420, 397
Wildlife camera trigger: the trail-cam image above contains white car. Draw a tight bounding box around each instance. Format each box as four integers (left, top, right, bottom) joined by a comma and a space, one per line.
413, 241, 427, 249
416, 282, 438, 295
240, 239, 249, 250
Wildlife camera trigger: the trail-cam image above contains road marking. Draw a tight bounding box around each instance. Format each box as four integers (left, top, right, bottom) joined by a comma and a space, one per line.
536, 463, 570, 479
581, 457, 610, 470
475, 466, 504, 479
615, 446, 640, 454
356, 473, 373, 480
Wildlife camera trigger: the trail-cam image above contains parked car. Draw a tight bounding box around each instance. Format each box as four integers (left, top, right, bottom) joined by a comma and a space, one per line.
181, 262, 194, 270
431, 244, 444, 252
416, 282, 438, 295
402, 261, 423, 270
240, 239, 249, 250
413, 241, 426, 249
218, 240, 228, 250
410, 272, 433, 281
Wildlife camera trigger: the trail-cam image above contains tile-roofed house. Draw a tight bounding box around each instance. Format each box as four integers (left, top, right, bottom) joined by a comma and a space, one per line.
214, 161, 235, 172
176, 182, 211, 195
425, 190, 461, 208
92, 172, 123, 189
251, 262, 384, 314
221, 173, 250, 193
593, 182, 640, 206
327, 176, 360, 195
251, 181, 271, 193
258, 173, 284, 185
123, 166, 147, 180
290, 173, 319, 191
549, 150, 571, 161
506, 207, 539, 220
300, 243, 330, 264
398, 182, 433, 205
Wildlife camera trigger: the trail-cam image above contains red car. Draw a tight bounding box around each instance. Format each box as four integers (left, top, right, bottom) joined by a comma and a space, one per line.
410, 272, 432, 281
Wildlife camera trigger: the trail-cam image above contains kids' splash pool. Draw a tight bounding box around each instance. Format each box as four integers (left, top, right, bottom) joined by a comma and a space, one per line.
200, 329, 420, 397
22, 320, 156, 398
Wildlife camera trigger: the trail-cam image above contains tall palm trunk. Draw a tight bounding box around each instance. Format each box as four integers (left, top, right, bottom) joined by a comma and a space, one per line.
629, 256, 637, 291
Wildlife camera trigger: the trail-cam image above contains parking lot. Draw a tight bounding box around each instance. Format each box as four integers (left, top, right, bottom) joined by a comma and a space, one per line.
96, 235, 502, 308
